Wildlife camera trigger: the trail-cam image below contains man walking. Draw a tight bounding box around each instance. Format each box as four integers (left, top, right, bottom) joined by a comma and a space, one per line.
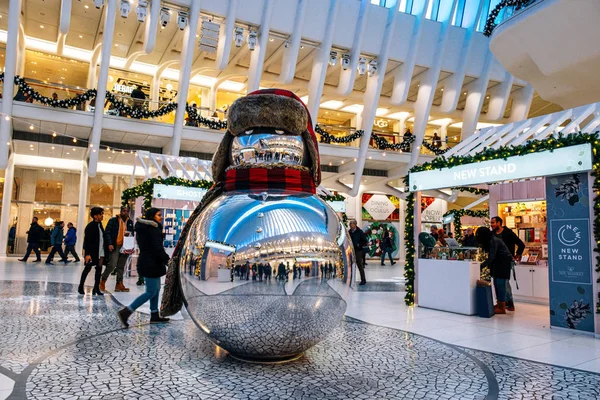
19, 217, 44, 262
64, 222, 80, 262
100, 206, 133, 293
490, 216, 526, 312
45, 221, 71, 265
349, 219, 368, 286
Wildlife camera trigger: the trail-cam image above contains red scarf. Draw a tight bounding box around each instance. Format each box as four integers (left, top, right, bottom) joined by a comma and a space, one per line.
224, 167, 316, 194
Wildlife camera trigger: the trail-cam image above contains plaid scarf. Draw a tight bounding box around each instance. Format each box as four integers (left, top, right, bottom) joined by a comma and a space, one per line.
224, 167, 315, 194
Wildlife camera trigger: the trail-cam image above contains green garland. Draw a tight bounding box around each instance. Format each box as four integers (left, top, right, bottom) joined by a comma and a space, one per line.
483, 0, 537, 37
320, 193, 345, 202
443, 209, 490, 244
403, 132, 600, 312
315, 125, 414, 152
403, 192, 416, 305
122, 177, 214, 210
452, 187, 489, 196
421, 141, 447, 156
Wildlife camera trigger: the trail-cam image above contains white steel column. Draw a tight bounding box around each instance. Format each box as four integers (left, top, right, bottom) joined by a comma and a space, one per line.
88, 0, 118, 178
143, 0, 161, 54
279, 0, 307, 84
486, 71, 514, 121
16, 23, 26, 77
307, 0, 339, 122
86, 43, 103, 90
336, 0, 370, 96
350, 2, 399, 196
0, 155, 15, 257
460, 53, 493, 139
150, 61, 177, 110
0, 0, 22, 170
409, 0, 458, 167
76, 163, 89, 257
439, 0, 486, 113
215, 0, 239, 70
390, 0, 430, 105
168, 0, 201, 156
57, 0, 72, 55
246, 0, 274, 93
509, 84, 534, 122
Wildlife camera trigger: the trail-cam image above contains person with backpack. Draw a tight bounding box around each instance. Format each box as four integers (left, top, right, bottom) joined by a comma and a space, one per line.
118, 208, 170, 327
45, 221, 71, 265
63, 222, 80, 262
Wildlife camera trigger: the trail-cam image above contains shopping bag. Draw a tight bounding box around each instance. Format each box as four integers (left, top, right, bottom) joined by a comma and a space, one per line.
120, 236, 135, 255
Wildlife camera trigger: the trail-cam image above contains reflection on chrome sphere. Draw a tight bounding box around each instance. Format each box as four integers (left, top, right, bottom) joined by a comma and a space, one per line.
179, 191, 355, 362
231, 133, 305, 167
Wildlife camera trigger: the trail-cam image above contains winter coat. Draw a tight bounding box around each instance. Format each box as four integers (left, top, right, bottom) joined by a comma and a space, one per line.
50, 226, 64, 247
64, 227, 77, 246
26, 223, 44, 243
381, 236, 393, 250
481, 237, 513, 279
83, 221, 108, 265
462, 234, 477, 247
104, 215, 134, 247
135, 218, 170, 278
349, 227, 368, 252
494, 226, 526, 257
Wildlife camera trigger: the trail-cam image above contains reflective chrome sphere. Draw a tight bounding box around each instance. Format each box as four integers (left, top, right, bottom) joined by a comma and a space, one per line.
231, 132, 305, 167
179, 191, 355, 361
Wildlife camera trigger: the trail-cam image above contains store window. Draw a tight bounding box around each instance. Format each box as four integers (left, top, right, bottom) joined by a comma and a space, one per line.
22, 50, 89, 101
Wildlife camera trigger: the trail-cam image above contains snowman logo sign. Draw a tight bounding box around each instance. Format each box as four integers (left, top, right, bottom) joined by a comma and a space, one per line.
557, 224, 582, 247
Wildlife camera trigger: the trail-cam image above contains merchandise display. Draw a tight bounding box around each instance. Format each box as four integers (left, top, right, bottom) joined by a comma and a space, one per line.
160, 89, 354, 362
498, 200, 548, 261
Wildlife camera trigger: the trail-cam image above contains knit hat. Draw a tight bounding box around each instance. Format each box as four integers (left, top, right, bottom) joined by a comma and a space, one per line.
211, 89, 321, 186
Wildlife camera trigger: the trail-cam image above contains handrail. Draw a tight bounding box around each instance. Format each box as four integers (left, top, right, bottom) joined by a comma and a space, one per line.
483, 0, 540, 37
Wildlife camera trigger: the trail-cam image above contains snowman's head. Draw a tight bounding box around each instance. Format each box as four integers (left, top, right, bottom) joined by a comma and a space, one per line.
212, 89, 321, 186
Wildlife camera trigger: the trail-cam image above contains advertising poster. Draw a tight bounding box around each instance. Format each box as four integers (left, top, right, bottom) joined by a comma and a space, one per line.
361, 221, 400, 259
546, 173, 594, 332
361, 193, 400, 221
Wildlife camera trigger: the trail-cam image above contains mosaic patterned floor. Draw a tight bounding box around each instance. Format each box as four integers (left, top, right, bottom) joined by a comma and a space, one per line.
1, 280, 599, 399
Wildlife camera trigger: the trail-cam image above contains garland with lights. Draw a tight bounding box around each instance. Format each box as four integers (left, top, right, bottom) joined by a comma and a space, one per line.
185, 105, 228, 130
421, 141, 448, 155
483, 0, 538, 37
319, 193, 348, 226
443, 209, 490, 244
4, 74, 98, 108
104, 91, 178, 119
402, 132, 600, 312
122, 177, 214, 210
315, 125, 414, 152
452, 187, 489, 196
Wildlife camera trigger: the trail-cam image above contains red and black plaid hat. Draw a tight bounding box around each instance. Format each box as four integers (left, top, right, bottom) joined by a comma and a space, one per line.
211, 89, 321, 187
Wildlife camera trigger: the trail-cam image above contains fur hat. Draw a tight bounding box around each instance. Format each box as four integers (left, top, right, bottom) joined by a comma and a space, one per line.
211, 89, 321, 186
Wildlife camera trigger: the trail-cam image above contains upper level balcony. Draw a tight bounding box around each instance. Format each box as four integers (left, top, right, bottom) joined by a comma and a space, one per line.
487, 0, 600, 109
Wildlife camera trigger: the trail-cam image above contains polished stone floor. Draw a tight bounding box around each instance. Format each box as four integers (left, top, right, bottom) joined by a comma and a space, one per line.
1, 259, 599, 399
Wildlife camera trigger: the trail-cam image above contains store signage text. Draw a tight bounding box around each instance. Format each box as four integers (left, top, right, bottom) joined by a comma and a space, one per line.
153, 184, 207, 202
363, 195, 396, 221
409, 143, 592, 191
550, 219, 591, 284
113, 83, 135, 94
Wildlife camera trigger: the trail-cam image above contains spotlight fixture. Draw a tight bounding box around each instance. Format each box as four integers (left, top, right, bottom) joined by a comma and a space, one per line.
367, 59, 378, 77
198, 19, 220, 53
177, 11, 188, 30
357, 57, 367, 76
248, 29, 258, 51
233, 27, 244, 47
94, 0, 105, 9
328, 51, 338, 67
284, 40, 290, 48
135, 0, 148, 22
341, 53, 350, 70
160, 7, 171, 28
119, 0, 131, 18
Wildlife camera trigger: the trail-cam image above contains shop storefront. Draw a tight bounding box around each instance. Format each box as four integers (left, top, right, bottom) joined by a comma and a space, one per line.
407, 139, 599, 336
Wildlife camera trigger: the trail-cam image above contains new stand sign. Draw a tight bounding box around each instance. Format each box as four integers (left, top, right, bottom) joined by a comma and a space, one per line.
408, 143, 592, 191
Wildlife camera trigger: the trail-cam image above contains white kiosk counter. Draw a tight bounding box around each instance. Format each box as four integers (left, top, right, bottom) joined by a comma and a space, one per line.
417, 248, 481, 315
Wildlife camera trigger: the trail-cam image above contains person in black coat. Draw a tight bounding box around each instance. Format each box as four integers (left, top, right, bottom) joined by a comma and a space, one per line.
491, 216, 525, 312
462, 228, 477, 247
476, 226, 513, 314
118, 208, 170, 327
349, 220, 368, 285
79, 207, 108, 295
380, 231, 396, 266
19, 217, 45, 262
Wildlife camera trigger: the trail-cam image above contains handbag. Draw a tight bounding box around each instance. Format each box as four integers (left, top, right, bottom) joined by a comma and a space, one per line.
120, 236, 135, 255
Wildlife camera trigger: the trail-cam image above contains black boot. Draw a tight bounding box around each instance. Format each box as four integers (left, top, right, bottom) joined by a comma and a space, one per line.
136, 277, 145, 286
78, 266, 91, 295
150, 312, 170, 324
92, 263, 104, 296
118, 307, 133, 328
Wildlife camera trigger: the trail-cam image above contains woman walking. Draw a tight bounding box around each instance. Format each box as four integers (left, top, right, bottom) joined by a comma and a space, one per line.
79, 207, 107, 295
118, 208, 170, 327
475, 226, 513, 314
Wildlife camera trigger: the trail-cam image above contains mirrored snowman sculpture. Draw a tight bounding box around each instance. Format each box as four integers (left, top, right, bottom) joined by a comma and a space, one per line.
161, 89, 355, 362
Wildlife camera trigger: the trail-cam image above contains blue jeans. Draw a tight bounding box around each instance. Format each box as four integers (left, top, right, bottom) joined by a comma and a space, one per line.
128, 277, 161, 313
380, 248, 394, 265
494, 278, 507, 302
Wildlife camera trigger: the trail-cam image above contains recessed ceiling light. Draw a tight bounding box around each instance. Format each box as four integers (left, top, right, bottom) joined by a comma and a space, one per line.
66, 152, 70, 155
40, 25, 44, 29
269, 37, 274, 42
51, 146, 55, 150
79, 35, 83, 39
61, 76, 65, 79
114, 44, 119, 47
29, 125, 35, 130
84, 5, 89, 9
29, 144, 33, 147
